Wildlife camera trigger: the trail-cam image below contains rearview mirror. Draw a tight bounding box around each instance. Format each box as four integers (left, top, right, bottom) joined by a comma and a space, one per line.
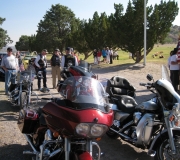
147, 74, 153, 81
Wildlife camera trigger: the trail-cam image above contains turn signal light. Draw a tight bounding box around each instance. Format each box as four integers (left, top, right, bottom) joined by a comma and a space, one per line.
96, 137, 101, 141
175, 119, 180, 127
169, 115, 175, 122
53, 131, 60, 138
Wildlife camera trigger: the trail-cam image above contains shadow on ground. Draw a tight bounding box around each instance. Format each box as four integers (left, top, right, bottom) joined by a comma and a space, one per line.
99, 135, 153, 160
0, 144, 32, 160
91, 63, 145, 74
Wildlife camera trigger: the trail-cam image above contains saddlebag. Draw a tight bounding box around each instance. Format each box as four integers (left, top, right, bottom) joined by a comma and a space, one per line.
17, 109, 39, 134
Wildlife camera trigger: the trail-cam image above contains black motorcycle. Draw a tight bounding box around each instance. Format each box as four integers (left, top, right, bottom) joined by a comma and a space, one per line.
9, 70, 38, 109
106, 74, 180, 160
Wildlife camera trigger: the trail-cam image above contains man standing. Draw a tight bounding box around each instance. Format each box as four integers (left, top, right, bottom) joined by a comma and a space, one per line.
50, 49, 61, 89
102, 48, 107, 63
170, 48, 179, 92
1, 47, 18, 95
109, 48, 113, 64
61, 47, 78, 68
35, 49, 48, 90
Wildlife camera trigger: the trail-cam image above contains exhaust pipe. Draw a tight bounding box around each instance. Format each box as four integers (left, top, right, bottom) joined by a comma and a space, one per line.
24, 134, 39, 155
110, 128, 136, 143
48, 148, 62, 159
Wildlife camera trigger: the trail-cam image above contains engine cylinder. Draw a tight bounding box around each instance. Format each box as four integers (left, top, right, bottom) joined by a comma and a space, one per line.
133, 112, 142, 124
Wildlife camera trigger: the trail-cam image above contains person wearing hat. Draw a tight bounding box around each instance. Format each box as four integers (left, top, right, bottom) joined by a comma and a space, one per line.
50, 49, 62, 89
35, 49, 48, 90
60, 47, 78, 68
1, 47, 19, 95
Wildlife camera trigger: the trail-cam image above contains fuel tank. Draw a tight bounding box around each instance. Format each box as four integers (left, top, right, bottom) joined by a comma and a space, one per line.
136, 97, 159, 111
42, 102, 113, 136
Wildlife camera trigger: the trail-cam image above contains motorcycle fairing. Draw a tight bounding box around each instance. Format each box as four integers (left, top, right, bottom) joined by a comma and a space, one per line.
78, 152, 93, 160
154, 79, 180, 110
42, 102, 113, 136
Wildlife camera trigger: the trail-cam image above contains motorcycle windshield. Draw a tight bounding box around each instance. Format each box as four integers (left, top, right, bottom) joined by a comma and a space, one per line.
78, 60, 91, 72
60, 76, 110, 113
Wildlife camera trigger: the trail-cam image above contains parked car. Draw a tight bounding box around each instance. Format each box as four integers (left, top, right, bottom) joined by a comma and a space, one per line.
22, 55, 37, 70
0, 52, 7, 65
0, 52, 7, 81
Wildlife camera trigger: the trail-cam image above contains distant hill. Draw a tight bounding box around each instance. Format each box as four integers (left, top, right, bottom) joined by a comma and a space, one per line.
164, 25, 180, 44
0, 46, 17, 52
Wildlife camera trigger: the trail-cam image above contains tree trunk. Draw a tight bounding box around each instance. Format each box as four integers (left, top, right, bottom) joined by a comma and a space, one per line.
84, 52, 93, 60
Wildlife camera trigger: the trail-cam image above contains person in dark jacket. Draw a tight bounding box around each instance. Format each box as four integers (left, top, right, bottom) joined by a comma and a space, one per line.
60, 47, 78, 68
50, 49, 61, 89
35, 49, 48, 90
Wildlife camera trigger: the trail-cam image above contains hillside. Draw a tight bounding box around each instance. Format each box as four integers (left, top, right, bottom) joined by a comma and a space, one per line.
164, 25, 180, 43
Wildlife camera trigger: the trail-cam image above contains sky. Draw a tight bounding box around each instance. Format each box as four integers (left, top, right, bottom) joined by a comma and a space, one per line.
0, 0, 179, 46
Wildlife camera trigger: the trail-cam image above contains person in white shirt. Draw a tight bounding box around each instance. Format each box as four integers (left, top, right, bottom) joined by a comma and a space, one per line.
106, 47, 111, 64
1, 47, 18, 95
170, 48, 179, 91
167, 50, 173, 81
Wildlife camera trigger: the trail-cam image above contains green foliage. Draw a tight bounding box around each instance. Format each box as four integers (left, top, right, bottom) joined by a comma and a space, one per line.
14, 1, 179, 64
0, 17, 13, 48
112, 0, 179, 63
36, 4, 77, 52
15, 35, 29, 51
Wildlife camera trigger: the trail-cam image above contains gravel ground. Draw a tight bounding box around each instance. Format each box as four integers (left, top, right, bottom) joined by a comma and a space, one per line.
0, 62, 165, 160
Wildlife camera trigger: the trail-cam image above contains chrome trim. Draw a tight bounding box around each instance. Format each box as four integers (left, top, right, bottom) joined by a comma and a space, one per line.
164, 117, 176, 154
92, 142, 101, 160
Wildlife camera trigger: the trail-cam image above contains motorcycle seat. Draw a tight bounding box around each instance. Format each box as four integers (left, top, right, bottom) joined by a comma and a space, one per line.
114, 95, 137, 113
106, 76, 136, 98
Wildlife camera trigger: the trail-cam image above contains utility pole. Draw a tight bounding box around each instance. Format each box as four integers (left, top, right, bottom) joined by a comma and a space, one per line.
144, 0, 147, 66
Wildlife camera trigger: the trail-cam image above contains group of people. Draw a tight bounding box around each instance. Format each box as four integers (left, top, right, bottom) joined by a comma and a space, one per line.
1, 47, 79, 95
93, 47, 119, 65
168, 37, 180, 92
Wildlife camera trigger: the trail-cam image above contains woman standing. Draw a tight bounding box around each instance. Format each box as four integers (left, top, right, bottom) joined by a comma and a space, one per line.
97, 49, 102, 64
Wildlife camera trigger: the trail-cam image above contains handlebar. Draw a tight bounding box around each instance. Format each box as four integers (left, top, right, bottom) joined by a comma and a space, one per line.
139, 83, 146, 86
139, 82, 154, 88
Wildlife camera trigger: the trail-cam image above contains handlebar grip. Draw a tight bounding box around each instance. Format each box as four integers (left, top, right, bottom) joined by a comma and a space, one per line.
139, 83, 146, 86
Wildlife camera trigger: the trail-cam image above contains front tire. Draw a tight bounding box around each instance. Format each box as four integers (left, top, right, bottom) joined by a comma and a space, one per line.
20, 92, 27, 109
154, 132, 180, 160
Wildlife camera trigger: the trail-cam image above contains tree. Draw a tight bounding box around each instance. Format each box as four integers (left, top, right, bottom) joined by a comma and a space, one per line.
70, 19, 91, 59
36, 4, 77, 52
112, 0, 179, 63
0, 17, 13, 48
15, 35, 30, 51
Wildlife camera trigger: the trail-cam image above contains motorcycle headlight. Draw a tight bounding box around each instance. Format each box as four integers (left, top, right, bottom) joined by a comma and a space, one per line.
76, 123, 108, 138
91, 124, 108, 137
76, 123, 90, 136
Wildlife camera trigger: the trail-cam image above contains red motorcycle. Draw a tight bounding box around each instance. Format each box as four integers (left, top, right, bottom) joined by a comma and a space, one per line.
17, 76, 113, 160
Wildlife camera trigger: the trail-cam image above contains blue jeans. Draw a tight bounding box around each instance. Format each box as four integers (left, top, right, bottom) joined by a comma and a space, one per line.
5, 70, 16, 94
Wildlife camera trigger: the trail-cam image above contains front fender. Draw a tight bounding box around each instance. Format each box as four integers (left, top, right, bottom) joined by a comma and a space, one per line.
78, 152, 93, 160
148, 128, 180, 152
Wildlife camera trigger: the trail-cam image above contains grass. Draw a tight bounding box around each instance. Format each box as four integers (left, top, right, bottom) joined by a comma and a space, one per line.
46, 44, 177, 66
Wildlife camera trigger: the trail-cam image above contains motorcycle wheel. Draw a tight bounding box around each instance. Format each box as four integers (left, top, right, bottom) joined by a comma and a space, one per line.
106, 126, 119, 139
20, 91, 27, 109
154, 133, 180, 160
